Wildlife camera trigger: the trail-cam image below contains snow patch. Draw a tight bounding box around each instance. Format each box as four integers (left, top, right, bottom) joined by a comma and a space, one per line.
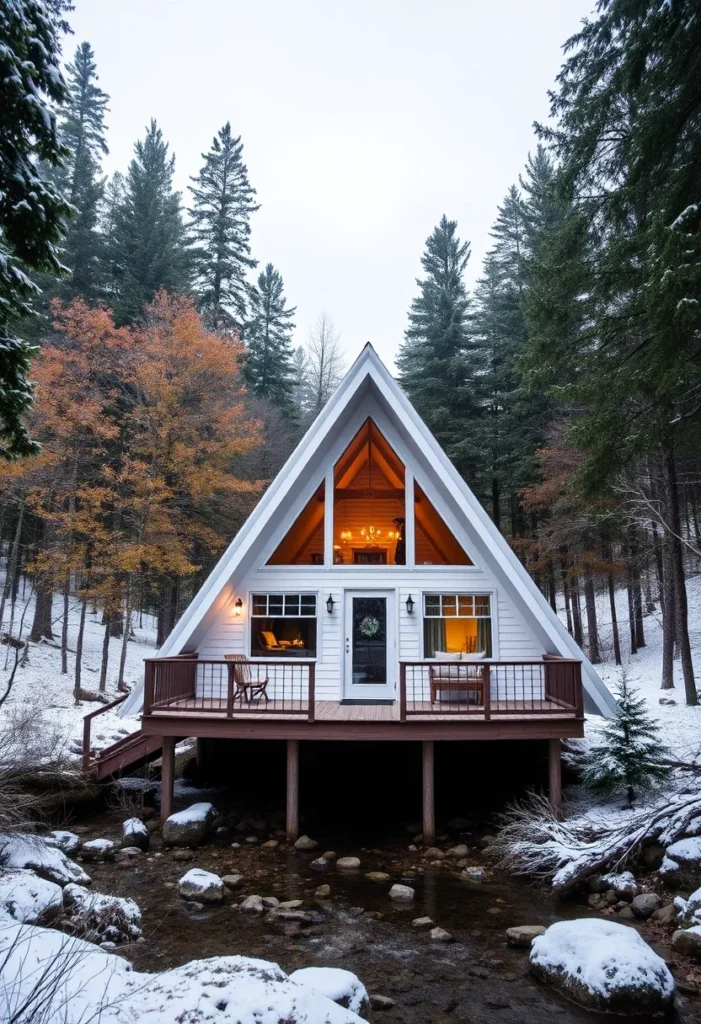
0, 834, 90, 886
289, 966, 370, 1015
0, 869, 63, 924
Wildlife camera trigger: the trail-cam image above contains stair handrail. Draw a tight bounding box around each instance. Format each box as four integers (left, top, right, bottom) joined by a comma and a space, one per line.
82, 694, 128, 773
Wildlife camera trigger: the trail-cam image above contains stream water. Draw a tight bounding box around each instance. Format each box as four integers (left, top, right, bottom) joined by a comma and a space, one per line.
68, 784, 701, 1024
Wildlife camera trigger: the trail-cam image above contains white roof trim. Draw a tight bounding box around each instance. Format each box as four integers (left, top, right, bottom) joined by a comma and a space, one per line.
121, 343, 616, 718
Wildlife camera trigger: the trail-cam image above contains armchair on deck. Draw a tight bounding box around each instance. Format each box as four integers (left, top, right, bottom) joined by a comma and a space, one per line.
225, 654, 270, 704
429, 652, 486, 706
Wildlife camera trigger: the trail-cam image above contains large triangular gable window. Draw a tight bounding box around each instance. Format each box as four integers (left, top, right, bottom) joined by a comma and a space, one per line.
267, 484, 325, 565
414, 483, 472, 565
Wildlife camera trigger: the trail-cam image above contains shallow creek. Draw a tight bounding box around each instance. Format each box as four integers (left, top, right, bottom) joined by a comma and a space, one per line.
71, 797, 697, 1024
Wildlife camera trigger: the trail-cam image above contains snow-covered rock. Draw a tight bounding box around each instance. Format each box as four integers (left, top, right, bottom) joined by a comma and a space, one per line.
122, 818, 149, 851
290, 967, 371, 1019
674, 886, 701, 926
660, 837, 701, 889
530, 919, 675, 1014
64, 883, 142, 943
162, 803, 217, 847
672, 926, 701, 959
45, 831, 81, 855
177, 868, 224, 903
0, 869, 63, 924
80, 839, 117, 863
0, 834, 90, 886
600, 870, 638, 901
0, 920, 366, 1024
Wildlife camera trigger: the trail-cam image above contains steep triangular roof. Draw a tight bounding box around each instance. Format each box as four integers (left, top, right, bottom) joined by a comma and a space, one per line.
121, 344, 616, 717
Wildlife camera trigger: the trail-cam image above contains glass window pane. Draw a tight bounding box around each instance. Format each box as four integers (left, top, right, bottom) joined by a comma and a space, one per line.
424, 595, 441, 617
284, 595, 300, 616
441, 595, 457, 616
267, 485, 325, 565
301, 595, 316, 616
251, 617, 317, 657
458, 596, 473, 616
268, 595, 283, 616
475, 596, 491, 616
252, 595, 267, 616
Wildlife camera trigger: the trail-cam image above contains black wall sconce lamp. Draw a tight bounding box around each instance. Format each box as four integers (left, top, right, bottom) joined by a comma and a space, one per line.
406, 594, 415, 614
326, 595, 335, 614
234, 598, 243, 616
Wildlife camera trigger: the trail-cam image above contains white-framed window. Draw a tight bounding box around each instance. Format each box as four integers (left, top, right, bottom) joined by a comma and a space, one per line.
423, 593, 492, 657
250, 593, 317, 657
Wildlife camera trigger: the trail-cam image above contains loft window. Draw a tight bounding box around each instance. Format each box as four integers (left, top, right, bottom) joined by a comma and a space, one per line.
414, 484, 472, 565
334, 419, 406, 565
267, 485, 325, 565
423, 593, 492, 657
250, 593, 317, 657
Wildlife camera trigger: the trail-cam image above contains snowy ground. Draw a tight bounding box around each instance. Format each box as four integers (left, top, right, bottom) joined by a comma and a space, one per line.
0, 586, 157, 759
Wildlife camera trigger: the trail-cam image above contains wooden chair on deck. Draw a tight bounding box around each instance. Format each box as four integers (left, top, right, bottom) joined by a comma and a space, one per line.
224, 654, 270, 705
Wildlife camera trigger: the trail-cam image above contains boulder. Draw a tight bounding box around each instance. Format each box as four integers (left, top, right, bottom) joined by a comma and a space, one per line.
314, 884, 331, 899
660, 837, 701, 890
0, 869, 63, 924
530, 919, 675, 1014
311, 857, 329, 870
289, 967, 372, 1020
115, 846, 142, 863
222, 874, 245, 891
446, 844, 469, 859
336, 857, 361, 871
423, 847, 444, 860
172, 849, 194, 862
64, 883, 142, 942
430, 926, 453, 942
461, 866, 484, 883
261, 839, 279, 849
262, 896, 280, 909
239, 894, 265, 915
0, 834, 90, 886
177, 869, 224, 904
81, 839, 117, 863
631, 892, 662, 919
506, 925, 546, 948
293, 835, 318, 851
322, 851, 337, 862
389, 884, 414, 902
45, 831, 81, 856
370, 994, 396, 1011
163, 803, 217, 848
121, 818, 149, 851
651, 903, 677, 926
365, 872, 390, 883
280, 900, 304, 909
412, 916, 434, 929
672, 926, 701, 959
600, 871, 637, 901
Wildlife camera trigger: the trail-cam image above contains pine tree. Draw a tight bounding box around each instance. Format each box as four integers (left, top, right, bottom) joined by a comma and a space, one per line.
242, 264, 297, 419
581, 676, 670, 808
397, 216, 482, 483
189, 122, 258, 331
0, 0, 72, 457
108, 120, 190, 323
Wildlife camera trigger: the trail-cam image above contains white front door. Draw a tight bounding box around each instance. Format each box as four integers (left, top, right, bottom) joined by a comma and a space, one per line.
343, 591, 396, 700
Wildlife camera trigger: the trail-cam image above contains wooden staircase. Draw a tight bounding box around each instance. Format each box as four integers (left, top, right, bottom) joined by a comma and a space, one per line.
82, 695, 163, 780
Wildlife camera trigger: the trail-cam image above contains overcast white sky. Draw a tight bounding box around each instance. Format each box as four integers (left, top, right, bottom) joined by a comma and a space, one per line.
67, 0, 594, 370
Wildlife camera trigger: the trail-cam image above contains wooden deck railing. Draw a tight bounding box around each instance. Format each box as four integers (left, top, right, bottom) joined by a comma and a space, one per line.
398, 658, 583, 721
144, 658, 316, 722
82, 694, 128, 772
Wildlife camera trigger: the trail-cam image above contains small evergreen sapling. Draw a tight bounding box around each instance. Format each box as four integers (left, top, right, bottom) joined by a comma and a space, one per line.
582, 675, 670, 809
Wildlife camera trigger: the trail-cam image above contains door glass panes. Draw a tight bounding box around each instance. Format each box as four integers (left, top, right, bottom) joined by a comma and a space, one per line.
267, 485, 325, 565
414, 484, 473, 565
351, 597, 387, 684
334, 419, 406, 565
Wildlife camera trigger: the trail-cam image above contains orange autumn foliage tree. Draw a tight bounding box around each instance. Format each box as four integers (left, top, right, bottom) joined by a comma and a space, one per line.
0, 293, 264, 695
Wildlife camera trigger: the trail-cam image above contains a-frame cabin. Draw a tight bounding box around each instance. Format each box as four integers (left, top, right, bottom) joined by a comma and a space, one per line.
107, 344, 615, 840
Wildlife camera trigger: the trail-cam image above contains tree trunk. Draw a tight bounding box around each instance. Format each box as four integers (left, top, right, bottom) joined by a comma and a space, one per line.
560, 563, 573, 636
651, 519, 665, 608
634, 571, 646, 649
74, 598, 87, 703
547, 562, 557, 613
571, 579, 583, 647
662, 450, 696, 704
98, 616, 111, 693
661, 535, 675, 689
117, 584, 132, 692
61, 579, 69, 674
0, 501, 24, 632
627, 582, 638, 656
607, 575, 622, 666
30, 585, 54, 642
492, 477, 500, 532
583, 569, 601, 664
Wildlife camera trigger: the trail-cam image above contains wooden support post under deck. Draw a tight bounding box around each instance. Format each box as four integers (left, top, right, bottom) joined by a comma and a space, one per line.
160, 735, 175, 824
548, 737, 563, 820
286, 739, 299, 842
422, 740, 435, 844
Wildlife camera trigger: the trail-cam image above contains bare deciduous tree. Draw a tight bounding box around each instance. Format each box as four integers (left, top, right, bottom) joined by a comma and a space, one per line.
303, 312, 345, 420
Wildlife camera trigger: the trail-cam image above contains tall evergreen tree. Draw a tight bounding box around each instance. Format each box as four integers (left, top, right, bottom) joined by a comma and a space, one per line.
242, 263, 297, 419
189, 122, 258, 331
0, 0, 72, 457
47, 41, 109, 300
397, 216, 481, 483
108, 120, 190, 323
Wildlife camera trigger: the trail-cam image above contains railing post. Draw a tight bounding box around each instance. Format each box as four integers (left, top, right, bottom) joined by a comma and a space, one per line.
483, 664, 491, 720
82, 714, 92, 773
308, 663, 315, 723
399, 663, 407, 722
574, 662, 584, 719
226, 661, 234, 717
143, 660, 154, 717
